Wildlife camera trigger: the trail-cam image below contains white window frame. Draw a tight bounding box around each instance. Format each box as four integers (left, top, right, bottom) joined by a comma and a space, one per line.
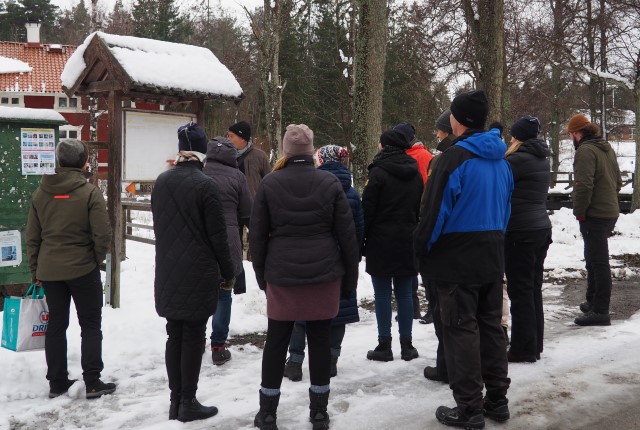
59, 125, 83, 140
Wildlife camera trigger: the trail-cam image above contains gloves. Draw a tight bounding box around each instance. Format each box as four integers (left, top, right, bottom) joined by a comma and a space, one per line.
220, 277, 236, 291
576, 215, 586, 222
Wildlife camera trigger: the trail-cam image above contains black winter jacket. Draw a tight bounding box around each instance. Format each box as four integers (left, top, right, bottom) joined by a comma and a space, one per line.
363, 146, 423, 277
506, 138, 552, 232
152, 161, 235, 321
249, 156, 359, 292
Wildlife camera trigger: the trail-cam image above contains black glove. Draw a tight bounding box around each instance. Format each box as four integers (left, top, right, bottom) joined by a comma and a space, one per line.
220, 277, 236, 291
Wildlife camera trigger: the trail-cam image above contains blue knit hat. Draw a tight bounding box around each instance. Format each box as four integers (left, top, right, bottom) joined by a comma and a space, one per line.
177, 122, 208, 154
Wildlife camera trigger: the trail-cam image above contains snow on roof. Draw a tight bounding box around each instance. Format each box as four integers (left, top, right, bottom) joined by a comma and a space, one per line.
0, 106, 66, 122
62, 32, 243, 98
0, 55, 32, 74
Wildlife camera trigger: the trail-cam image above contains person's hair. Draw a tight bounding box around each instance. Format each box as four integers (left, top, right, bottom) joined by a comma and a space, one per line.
272, 156, 288, 171
56, 139, 88, 168
580, 122, 601, 138
505, 138, 524, 157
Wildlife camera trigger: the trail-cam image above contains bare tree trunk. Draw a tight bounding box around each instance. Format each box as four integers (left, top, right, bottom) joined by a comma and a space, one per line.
549, 0, 566, 185
632, 89, 640, 212
462, 0, 505, 124
350, 0, 388, 189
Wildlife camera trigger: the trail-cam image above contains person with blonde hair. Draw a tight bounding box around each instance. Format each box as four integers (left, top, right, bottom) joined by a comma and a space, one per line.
250, 125, 360, 430
504, 116, 552, 363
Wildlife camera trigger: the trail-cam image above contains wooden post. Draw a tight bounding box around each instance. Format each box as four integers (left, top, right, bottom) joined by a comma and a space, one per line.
107, 91, 123, 308
192, 98, 204, 125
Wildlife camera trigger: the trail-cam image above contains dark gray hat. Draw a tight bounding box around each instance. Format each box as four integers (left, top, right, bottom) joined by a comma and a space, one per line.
435, 109, 452, 134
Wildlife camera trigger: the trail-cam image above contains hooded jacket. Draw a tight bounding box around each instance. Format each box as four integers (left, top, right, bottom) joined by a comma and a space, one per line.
572, 136, 622, 219
27, 167, 111, 282
152, 160, 234, 321
236, 144, 271, 198
414, 129, 513, 283
203, 137, 253, 278
362, 146, 423, 277
406, 144, 433, 185
506, 138, 552, 232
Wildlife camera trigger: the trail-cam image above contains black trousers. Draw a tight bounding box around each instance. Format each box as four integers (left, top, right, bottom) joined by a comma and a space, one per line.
165, 318, 208, 400
580, 217, 617, 314
262, 318, 332, 389
43, 267, 104, 385
436, 280, 510, 416
505, 229, 552, 358
420, 274, 448, 379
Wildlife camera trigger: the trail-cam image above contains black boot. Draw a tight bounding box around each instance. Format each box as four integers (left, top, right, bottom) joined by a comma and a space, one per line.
283, 358, 303, 382
419, 307, 433, 325
49, 379, 77, 399
412, 290, 421, 319
400, 337, 419, 361
575, 311, 611, 326
366, 336, 393, 362
177, 397, 218, 422
483, 396, 510, 422
169, 394, 180, 420
435, 406, 485, 429
254, 390, 280, 430
330, 356, 338, 378
309, 389, 330, 430
85, 379, 116, 399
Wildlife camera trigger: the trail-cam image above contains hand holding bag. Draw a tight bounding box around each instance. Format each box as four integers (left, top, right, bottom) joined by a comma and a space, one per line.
1, 284, 49, 352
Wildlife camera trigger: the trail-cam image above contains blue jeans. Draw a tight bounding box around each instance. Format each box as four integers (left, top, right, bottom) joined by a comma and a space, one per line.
371, 275, 413, 338
211, 288, 232, 346
288, 321, 346, 363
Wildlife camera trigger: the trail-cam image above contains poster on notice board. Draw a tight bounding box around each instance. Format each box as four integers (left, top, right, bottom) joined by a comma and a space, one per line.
0, 230, 22, 268
21, 128, 56, 175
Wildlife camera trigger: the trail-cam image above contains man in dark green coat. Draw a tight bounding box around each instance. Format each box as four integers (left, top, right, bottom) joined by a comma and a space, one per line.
568, 113, 622, 326
27, 139, 115, 399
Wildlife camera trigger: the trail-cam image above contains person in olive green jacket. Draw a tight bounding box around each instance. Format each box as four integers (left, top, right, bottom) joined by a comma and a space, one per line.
567, 114, 622, 327
26, 139, 116, 400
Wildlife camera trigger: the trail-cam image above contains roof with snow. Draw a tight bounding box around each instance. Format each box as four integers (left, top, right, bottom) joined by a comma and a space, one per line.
0, 106, 67, 123
0, 42, 76, 93
62, 32, 244, 102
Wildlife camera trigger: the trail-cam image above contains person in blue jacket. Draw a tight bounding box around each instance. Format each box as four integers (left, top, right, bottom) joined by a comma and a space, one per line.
283, 144, 364, 381
414, 90, 513, 429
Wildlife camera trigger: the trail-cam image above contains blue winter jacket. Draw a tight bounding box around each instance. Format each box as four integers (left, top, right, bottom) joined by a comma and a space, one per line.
414, 128, 513, 284
318, 161, 362, 325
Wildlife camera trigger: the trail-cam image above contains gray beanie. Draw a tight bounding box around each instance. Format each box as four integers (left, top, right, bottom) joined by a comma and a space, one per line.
283, 124, 314, 158
56, 139, 88, 168
435, 109, 452, 134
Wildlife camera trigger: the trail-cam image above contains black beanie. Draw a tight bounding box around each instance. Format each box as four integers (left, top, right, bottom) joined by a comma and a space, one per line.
380, 130, 410, 149
177, 122, 208, 154
435, 109, 452, 134
229, 121, 251, 142
510, 116, 540, 142
450, 90, 489, 129
393, 123, 416, 143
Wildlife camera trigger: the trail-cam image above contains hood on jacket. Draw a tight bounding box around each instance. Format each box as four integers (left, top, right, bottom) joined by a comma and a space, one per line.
519, 138, 550, 158
206, 136, 238, 168
319, 161, 352, 191
455, 128, 507, 160
580, 136, 613, 153
369, 147, 419, 181
40, 167, 91, 194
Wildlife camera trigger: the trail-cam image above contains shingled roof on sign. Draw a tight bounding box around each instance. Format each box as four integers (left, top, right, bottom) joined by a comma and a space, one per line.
61, 32, 244, 101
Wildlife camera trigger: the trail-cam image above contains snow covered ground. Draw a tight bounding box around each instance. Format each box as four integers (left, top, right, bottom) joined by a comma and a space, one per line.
2, 208, 640, 430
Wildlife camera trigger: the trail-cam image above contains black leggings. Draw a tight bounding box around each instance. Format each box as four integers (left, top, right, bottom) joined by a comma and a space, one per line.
262, 318, 332, 389
165, 318, 208, 400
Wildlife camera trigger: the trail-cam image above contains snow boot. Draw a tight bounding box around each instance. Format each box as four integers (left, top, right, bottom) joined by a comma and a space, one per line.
435, 406, 485, 429
400, 336, 419, 361
48, 379, 77, 399
85, 379, 116, 399
169, 394, 180, 420
579, 301, 593, 313
284, 358, 303, 382
366, 336, 393, 362
483, 396, 510, 422
254, 390, 280, 430
178, 397, 218, 422
309, 389, 330, 430
211, 344, 232, 365
575, 311, 611, 326
330, 356, 338, 378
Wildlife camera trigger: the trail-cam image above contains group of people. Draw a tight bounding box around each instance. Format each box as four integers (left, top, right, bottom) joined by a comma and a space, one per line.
24, 89, 622, 430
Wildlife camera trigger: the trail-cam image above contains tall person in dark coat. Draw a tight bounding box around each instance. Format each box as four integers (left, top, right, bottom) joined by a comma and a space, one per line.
363, 130, 423, 362
414, 90, 513, 429
283, 144, 364, 382
250, 125, 359, 430
504, 116, 552, 363
203, 136, 253, 366
152, 123, 235, 423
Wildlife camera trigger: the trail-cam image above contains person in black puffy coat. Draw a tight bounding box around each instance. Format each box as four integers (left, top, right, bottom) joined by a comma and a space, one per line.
250, 125, 360, 430
152, 123, 235, 423
283, 144, 364, 383
504, 116, 552, 363
203, 136, 252, 366
363, 129, 423, 363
